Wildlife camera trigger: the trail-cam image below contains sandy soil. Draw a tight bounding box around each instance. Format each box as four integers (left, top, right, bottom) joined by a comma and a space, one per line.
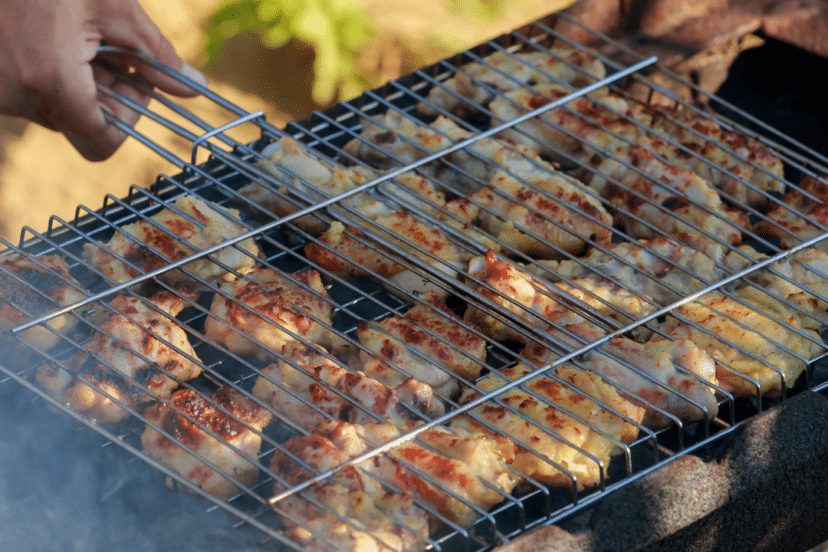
0, 0, 572, 243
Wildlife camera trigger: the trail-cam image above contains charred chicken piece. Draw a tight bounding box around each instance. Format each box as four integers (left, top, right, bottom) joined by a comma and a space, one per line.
82, 195, 259, 286
490, 84, 641, 162
305, 210, 471, 301
754, 174, 828, 250
490, 84, 783, 207
417, 48, 606, 119
272, 420, 518, 528
462, 251, 718, 425
246, 135, 448, 232
35, 289, 202, 424
455, 361, 644, 490
275, 480, 430, 552
588, 145, 749, 244
244, 136, 380, 234
0, 252, 87, 353
645, 105, 784, 205
530, 233, 728, 306
343, 112, 542, 195
726, 245, 828, 328
469, 167, 613, 258
357, 291, 487, 398
342, 112, 456, 173
523, 325, 720, 428
596, 336, 720, 426
430, 115, 615, 256
141, 387, 273, 499
204, 267, 346, 361
463, 251, 655, 344
657, 287, 825, 397
272, 428, 430, 552
252, 341, 442, 431
343, 113, 614, 258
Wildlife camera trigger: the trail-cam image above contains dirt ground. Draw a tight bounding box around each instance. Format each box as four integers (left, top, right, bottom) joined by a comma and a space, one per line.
0, 0, 571, 243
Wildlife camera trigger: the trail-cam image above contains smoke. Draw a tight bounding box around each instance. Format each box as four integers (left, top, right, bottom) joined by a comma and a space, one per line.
0, 381, 273, 552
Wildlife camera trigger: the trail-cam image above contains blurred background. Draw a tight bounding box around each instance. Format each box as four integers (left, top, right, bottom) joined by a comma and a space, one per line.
0, 0, 574, 244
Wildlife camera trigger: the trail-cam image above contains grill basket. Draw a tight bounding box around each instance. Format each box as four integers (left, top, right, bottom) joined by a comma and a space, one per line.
2, 10, 828, 552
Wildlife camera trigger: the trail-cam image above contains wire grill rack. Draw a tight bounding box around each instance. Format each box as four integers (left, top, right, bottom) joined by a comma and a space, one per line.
2, 10, 828, 552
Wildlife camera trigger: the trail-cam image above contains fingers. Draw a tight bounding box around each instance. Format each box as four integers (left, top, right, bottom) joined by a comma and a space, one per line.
95, 0, 207, 97
65, 0, 208, 160
18, 0, 209, 160
64, 64, 155, 161
44, 59, 113, 161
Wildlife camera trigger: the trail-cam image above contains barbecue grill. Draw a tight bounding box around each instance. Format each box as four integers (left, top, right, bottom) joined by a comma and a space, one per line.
2, 8, 828, 552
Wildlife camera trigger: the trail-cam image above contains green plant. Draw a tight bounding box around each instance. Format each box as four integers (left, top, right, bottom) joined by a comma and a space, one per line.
206, 0, 375, 104
205, 0, 536, 106
447, 0, 504, 20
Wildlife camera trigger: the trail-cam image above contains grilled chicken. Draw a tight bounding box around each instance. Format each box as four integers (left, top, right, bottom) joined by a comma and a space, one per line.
379, 172, 449, 218
250, 135, 440, 230
272, 432, 430, 552
417, 48, 606, 119
490, 84, 640, 162
463, 251, 654, 344
343, 113, 614, 257
342, 112, 465, 185
343, 111, 544, 195
587, 337, 719, 426
645, 105, 785, 205
490, 84, 784, 206
305, 221, 407, 281
727, 246, 828, 328
252, 136, 377, 225
271, 117, 470, 275
490, 89, 761, 243
141, 387, 272, 499
252, 341, 442, 430
248, 136, 380, 234
461, 251, 717, 425
204, 267, 346, 361
455, 361, 644, 490
35, 289, 202, 424
531, 233, 728, 305
0, 252, 87, 353
657, 287, 825, 397
523, 325, 720, 427
274, 479, 430, 552
754, 174, 828, 250
82, 195, 259, 286
272, 420, 518, 528
589, 145, 749, 244
357, 291, 487, 398
247, 135, 448, 232
439, 117, 614, 256
469, 167, 613, 257
305, 210, 471, 301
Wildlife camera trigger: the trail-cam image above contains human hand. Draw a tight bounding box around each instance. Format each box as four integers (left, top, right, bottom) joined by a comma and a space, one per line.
0, 0, 207, 161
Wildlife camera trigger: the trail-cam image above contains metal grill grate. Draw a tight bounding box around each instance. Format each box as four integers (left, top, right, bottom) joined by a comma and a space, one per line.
2, 10, 828, 552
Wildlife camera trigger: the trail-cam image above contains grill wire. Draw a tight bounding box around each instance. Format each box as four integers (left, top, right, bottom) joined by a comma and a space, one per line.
3, 10, 828, 552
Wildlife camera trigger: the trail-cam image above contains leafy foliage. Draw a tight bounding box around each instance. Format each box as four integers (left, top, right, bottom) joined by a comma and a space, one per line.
206, 0, 375, 104
447, 0, 504, 20
205, 0, 528, 106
